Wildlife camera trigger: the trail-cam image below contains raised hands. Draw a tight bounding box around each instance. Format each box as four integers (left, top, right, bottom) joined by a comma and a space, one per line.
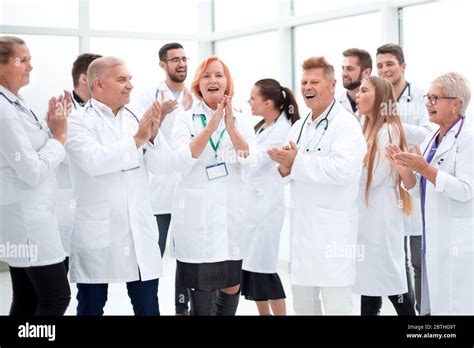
46, 90, 72, 144
268, 141, 298, 177
159, 90, 178, 121
182, 87, 193, 111
134, 100, 161, 148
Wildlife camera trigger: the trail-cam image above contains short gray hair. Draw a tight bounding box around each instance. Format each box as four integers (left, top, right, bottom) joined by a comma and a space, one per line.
87, 56, 125, 92
431, 72, 471, 115
0, 36, 25, 64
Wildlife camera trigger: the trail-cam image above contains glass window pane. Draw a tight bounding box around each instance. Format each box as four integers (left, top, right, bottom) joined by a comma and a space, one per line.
0, 0, 78, 28
214, 0, 280, 32
293, 12, 381, 114
215, 31, 280, 113
402, 0, 473, 117
293, 0, 379, 16
0, 34, 79, 117
90, 0, 200, 34
89, 38, 199, 98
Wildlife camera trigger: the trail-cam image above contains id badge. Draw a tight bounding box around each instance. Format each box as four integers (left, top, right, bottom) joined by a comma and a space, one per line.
206, 162, 228, 180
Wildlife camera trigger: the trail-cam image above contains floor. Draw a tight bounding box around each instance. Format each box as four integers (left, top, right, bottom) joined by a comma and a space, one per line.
0, 254, 397, 316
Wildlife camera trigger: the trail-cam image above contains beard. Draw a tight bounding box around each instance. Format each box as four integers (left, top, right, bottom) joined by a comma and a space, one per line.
343, 70, 363, 90
169, 70, 187, 83
344, 80, 362, 90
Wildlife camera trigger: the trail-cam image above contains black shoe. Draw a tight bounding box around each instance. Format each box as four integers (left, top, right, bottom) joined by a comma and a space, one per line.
175, 308, 189, 316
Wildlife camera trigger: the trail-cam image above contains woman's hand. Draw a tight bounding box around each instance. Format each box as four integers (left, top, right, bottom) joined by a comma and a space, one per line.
47, 91, 71, 144
223, 95, 235, 131
207, 96, 225, 132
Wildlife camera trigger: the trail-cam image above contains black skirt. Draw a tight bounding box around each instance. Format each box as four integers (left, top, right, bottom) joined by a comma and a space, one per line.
177, 259, 242, 290
241, 270, 286, 301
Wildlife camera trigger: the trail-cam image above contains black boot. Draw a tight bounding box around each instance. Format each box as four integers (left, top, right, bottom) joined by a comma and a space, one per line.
189, 289, 216, 316
215, 290, 240, 316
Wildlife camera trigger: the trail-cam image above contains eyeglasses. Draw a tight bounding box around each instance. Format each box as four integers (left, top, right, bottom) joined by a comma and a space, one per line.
165, 56, 189, 64
423, 94, 457, 105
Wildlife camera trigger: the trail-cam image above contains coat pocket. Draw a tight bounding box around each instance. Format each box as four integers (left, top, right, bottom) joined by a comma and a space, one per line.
73, 202, 111, 250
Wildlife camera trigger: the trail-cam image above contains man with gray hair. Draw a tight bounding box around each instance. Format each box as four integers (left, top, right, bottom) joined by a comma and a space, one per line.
66, 56, 171, 315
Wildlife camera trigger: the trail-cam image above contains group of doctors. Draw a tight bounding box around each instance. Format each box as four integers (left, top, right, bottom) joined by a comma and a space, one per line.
0, 35, 472, 316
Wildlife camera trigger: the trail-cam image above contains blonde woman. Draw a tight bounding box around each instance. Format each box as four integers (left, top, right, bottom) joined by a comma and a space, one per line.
353, 76, 415, 315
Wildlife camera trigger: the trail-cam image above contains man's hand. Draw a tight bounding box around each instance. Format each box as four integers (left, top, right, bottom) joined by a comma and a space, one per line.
159, 90, 177, 122
182, 87, 193, 111
268, 141, 298, 177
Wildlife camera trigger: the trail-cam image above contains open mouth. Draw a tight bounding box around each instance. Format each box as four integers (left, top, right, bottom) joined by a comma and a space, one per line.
208, 87, 219, 92
305, 94, 315, 100
428, 110, 437, 116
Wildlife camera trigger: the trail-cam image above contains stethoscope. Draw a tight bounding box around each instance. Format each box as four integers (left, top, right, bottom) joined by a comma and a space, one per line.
86, 99, 139, 124
422, 115, 465, 166
296, 99, 336, 152
398, 82, 412, 103
0, 91, 42, 129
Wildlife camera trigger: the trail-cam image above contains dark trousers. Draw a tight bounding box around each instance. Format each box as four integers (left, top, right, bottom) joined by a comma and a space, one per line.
76, 278, 159, 316
361, 293, 416, 316
9, 261, 71, 316
156, 213, 189, 313
405, 236, 422, 314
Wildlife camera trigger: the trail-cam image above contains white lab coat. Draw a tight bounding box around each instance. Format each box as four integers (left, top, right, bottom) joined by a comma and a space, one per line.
399, 82, 434, 237
54, 92, 83, 256
132, 82, 190, 214
170, 100, 258, 263
283, 100, 366, 286
338, 91, 356, 115
242, 114, 291, 273
405, 121, 474, 314
0, 85, 66, 267
66, 98, 172, 283
353, 124, 407, 296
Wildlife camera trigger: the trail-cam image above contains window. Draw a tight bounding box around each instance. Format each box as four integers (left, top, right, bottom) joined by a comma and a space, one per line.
90, 0, 200, 34
213, 0, 280, 31
293, 12, 381, 114
89, 38, 199, 96
293, 0, 379, 16
0, 0, 78, 28
7, 35, 79, 116
215, 31, 280, 113
402, 0, 473, 116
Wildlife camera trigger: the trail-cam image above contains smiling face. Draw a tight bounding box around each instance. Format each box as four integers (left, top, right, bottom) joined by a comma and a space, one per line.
94, 64, 133, 113
199, 60, 227, 110
300, 68, 336, 113
376, 53, 405, 86
356, 78, 376, 116
0, 44, 32, 95
425, 85, 460, 126
161, 48, 187, 83
342, 56, 363, 90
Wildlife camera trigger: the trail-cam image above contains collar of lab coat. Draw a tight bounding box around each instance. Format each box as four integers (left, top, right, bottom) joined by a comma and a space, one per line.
257, 111, 288, 137
90, 98, 125, 120
307, 98, 337, 126
159, 80, 184, 103
428, 119, 463, 161
0, 85, 25, 106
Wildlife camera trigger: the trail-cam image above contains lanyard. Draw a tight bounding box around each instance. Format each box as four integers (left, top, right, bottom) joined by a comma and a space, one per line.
198, 114, 226, 160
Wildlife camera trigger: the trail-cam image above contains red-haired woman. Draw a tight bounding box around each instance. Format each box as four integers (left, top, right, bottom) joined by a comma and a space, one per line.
353, 76, 416, 315
170, 56, 258, 315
